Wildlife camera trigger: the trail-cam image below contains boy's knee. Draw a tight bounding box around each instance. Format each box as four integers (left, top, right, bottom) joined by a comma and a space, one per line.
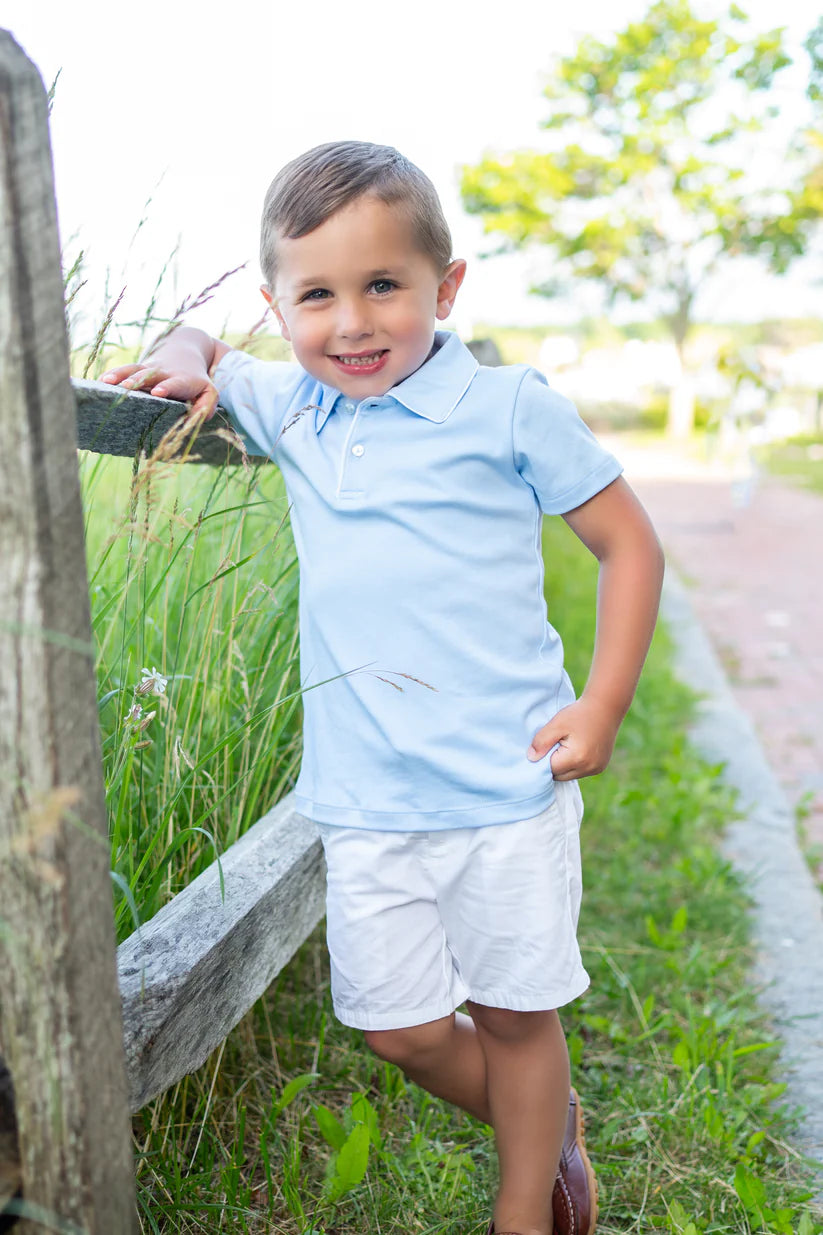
364, 1018, 452, 1068
468, 1002, 558, 1045
363, 1027, 410, 1064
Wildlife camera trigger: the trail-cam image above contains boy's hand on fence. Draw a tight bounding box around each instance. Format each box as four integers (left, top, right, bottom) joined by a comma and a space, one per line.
99, 365, 219, 419
527, 696, 620, 780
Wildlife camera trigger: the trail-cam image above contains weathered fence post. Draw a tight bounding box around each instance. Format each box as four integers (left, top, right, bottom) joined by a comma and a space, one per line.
0, 30, 137, 1233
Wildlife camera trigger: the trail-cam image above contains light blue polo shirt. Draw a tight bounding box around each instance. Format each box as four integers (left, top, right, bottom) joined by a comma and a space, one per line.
214, 331, 622, 831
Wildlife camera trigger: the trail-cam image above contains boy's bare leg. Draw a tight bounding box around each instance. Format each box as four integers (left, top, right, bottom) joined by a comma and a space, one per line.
365, 1012, 491, 1122
468, 1004, 569, 1235
366, 1005, 569, 1235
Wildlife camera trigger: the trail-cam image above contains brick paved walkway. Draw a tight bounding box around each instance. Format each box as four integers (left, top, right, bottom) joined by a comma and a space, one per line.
609, 439, 823, 879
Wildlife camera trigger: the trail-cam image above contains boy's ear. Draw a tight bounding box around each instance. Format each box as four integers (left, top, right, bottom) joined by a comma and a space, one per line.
260, 285, 291, 342
435, 259, 467, 321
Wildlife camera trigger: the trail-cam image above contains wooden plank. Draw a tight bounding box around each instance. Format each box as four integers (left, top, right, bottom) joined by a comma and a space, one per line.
117, 796, 325, 1112
0, 31, 137, 1234
74, 379, 255, 466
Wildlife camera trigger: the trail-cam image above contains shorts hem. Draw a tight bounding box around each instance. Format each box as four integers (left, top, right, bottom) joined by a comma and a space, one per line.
332, 989, 470, 1032
331, 972, 590, 1031
466, 972, 590, 1012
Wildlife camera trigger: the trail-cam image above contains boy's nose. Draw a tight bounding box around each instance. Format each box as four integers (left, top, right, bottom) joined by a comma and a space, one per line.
335, 299, 373, 340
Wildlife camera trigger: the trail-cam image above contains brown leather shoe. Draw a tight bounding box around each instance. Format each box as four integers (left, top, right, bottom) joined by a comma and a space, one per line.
552, 1088, 597, 1235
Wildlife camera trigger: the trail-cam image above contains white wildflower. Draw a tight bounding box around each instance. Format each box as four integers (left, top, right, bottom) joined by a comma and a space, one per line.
137, 666, 168, 697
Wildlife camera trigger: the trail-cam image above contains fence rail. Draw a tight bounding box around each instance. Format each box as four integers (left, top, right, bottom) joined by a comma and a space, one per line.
0, 30, 319, 1230
74, 378, 250, 466
118, 797, 323, 1113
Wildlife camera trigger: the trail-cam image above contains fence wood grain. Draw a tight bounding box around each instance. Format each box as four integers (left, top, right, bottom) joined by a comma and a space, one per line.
118, 797, 324, 1112
74, 378, 251, 466
0, 31, 137, 1233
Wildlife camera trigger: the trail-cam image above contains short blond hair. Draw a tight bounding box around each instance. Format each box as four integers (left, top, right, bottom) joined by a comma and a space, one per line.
260, 141, 453, 288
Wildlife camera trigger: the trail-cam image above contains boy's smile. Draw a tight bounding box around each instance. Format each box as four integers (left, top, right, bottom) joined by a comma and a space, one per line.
263, 195, 465, 399
330, 348, 389, 379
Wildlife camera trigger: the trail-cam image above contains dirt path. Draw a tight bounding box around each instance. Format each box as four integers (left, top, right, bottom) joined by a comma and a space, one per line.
607, 438, 823, 879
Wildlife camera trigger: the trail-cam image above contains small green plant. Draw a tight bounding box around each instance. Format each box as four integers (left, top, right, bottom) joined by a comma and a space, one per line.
313, 1092, 380, 1204
664, 1198, 705, 1235
734, 1161, 815, 1234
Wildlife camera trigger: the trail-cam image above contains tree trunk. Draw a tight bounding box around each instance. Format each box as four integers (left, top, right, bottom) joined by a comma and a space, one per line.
667, 320, 695, 438
668, 370, 696, 438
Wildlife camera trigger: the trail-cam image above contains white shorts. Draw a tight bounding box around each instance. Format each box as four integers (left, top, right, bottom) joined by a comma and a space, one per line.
316, 780, 590, 1031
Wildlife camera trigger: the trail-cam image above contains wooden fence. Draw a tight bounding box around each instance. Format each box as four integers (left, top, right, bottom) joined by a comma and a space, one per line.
0, 31, 324, 1232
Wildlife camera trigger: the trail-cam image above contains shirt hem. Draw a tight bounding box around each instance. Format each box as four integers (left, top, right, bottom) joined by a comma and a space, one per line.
293, 785, 557, 831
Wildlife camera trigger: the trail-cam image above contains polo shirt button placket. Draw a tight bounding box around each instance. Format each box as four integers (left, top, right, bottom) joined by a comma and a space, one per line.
337, 396, 386, 497
337, 407, 368, 498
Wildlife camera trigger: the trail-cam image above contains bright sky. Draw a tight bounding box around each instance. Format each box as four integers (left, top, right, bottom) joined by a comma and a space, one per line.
3, 0, 821, 343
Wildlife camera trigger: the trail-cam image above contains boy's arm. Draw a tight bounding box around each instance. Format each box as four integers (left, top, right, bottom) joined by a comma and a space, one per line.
99, 326, 233, 418
527, 476, 665, 780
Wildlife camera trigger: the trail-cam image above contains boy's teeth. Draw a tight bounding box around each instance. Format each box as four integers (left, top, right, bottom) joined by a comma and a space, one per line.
339, 352, 382, 366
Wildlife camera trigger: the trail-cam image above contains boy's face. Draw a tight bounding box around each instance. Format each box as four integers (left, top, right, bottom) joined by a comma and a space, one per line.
263, 195, 466, 399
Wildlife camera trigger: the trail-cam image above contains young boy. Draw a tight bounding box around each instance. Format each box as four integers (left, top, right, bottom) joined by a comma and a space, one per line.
102, 141, 664, 1235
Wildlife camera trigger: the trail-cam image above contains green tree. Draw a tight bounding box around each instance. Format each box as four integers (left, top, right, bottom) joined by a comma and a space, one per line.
460, 1, 815, 435
792, 19, 823, 233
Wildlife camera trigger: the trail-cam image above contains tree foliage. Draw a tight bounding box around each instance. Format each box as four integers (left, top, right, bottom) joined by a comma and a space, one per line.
794, 18, 823, 226
460, 1, 816, 355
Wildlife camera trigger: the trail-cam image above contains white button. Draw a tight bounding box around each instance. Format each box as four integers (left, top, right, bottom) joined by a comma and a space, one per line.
344, 401, 354, 414
351, 443, 365, 457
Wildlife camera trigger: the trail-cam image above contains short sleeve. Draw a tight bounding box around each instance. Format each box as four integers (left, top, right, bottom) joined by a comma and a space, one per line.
213, 350, 312, 458
512, 367, 623, 514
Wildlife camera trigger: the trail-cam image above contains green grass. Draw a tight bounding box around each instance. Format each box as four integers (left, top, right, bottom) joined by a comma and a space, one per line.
756, 434, 823, 496
94, 507, 821, 1234
82, 449, 303, 938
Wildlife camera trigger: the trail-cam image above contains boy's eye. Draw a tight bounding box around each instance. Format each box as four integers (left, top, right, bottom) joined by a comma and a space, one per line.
300, 288, 330, 302
370, 279, 397, 295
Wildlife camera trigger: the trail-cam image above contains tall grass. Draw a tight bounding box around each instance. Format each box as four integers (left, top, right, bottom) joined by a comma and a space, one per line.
81, 448, 302, 939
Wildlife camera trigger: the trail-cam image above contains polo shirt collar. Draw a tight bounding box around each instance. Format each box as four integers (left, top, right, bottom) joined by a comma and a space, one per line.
312, 383, 346, 433
313, 331, 478, 431
391, 331, 479, 423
